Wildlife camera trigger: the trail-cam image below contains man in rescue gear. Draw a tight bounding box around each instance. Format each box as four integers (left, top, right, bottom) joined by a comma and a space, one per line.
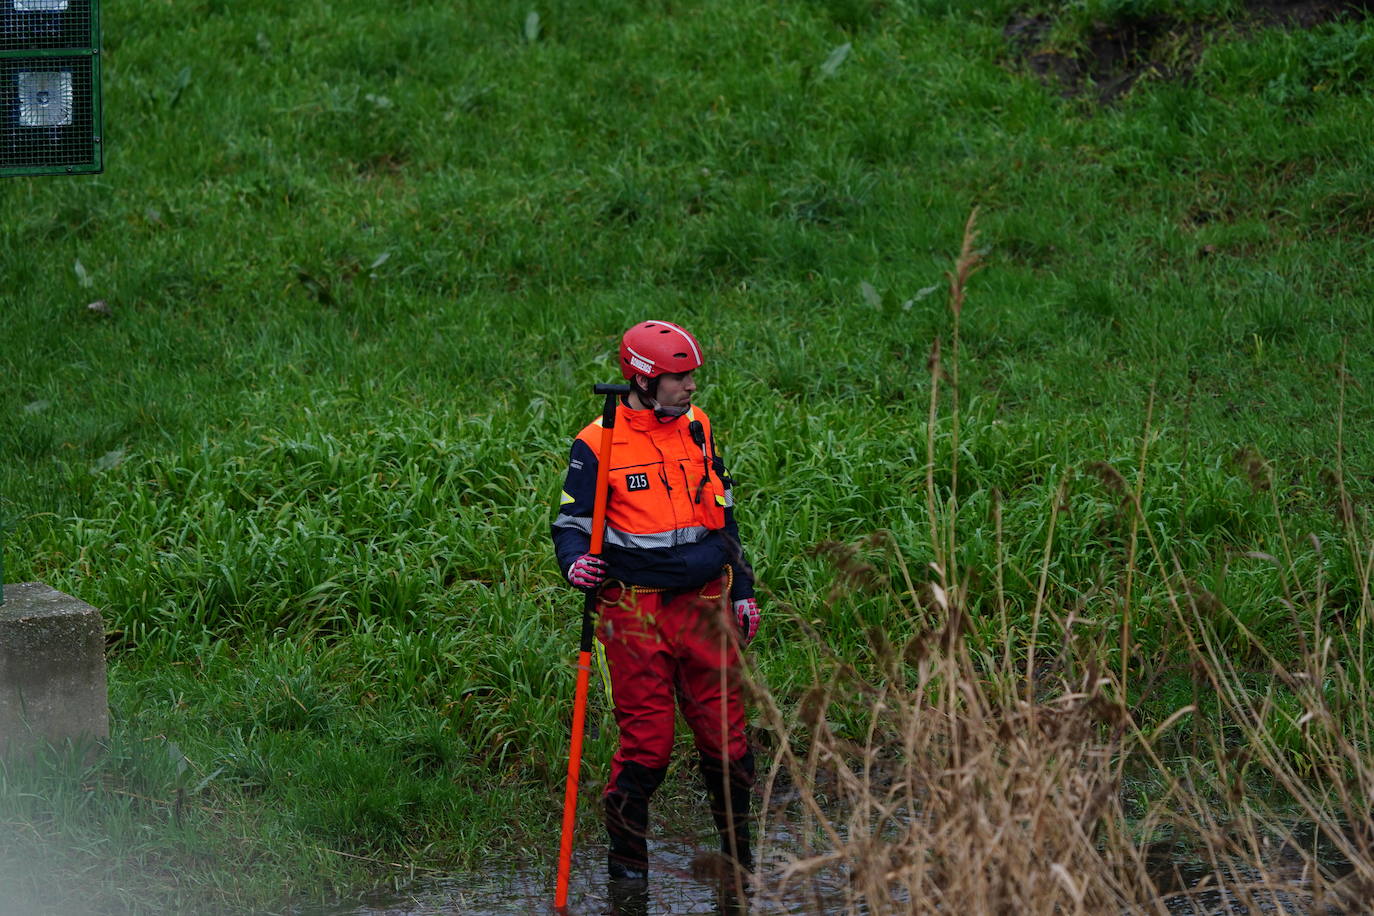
551, 319, 760, 885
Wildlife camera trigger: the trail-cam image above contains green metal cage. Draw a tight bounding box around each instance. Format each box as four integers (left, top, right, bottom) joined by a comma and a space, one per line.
0, 0, 101, 176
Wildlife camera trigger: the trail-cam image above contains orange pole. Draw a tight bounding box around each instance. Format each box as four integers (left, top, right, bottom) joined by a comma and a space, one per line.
554, 635, 594, 910
555, 384, 625, 911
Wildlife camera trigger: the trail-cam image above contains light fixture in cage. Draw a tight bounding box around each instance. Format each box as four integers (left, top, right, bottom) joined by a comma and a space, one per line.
0, 0, 100, 176
17, 69, 72, 126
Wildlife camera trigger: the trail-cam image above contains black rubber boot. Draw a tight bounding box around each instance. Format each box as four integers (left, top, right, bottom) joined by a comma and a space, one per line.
606, 877, 649, 916
605, 761, 666, 881
699, 750, 755, 872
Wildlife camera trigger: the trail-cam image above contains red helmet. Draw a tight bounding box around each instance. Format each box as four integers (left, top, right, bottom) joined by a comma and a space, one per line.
618, 320, 703, 380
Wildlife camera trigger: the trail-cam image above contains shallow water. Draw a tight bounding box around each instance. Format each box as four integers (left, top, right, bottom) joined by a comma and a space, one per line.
297, 827, 845, 916
298, 816, 1351, 916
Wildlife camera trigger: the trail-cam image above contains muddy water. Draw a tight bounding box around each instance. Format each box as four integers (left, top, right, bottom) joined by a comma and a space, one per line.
299, 821, 851, 916
297, 816, 1349, 915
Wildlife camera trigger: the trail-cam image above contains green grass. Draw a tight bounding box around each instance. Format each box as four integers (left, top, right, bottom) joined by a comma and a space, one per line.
2, 0, 1373, 911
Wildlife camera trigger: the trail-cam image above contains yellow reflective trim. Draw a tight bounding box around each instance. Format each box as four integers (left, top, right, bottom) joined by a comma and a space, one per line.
560, 490, 575, 506
715, 495, 727, 506
594, 638, 613, 706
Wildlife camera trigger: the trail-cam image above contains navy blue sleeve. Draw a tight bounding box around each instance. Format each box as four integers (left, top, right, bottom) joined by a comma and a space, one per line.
550, 438, 598, 579
711, 431, 755, 602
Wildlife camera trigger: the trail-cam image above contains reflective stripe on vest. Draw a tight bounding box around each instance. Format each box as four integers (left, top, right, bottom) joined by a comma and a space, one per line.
552, 513, 712, 550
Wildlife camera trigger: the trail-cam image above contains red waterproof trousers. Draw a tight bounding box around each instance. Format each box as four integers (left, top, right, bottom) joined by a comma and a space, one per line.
596, 574, 750, 792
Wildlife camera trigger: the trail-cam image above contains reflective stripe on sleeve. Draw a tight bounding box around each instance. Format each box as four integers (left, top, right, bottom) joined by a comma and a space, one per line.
552, 514, 592, 534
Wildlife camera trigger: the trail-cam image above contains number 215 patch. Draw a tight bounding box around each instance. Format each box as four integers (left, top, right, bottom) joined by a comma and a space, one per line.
625, 472, 650, 492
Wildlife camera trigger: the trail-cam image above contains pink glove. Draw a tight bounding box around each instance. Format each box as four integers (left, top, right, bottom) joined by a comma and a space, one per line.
733, 597, 760, 646
567, 553, 607, 589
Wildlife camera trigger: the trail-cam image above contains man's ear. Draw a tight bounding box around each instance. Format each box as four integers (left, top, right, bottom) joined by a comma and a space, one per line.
633, 373, 652, 393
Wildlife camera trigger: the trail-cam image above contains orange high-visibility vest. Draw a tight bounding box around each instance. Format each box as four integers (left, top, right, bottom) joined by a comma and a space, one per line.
572, 403, 729, 551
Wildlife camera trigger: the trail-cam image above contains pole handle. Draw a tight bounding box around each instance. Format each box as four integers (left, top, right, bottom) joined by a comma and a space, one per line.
586, 384, 626, 557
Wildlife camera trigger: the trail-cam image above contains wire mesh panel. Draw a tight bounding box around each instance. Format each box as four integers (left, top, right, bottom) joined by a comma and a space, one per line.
0, 0, 99, 176
0, 0, 95, 52
0, 54, 96, 170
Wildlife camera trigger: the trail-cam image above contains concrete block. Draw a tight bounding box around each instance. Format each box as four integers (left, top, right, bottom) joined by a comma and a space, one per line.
0, 582, 108, 758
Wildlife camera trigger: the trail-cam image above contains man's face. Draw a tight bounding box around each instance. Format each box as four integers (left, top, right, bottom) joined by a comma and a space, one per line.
647, 370, 696, 407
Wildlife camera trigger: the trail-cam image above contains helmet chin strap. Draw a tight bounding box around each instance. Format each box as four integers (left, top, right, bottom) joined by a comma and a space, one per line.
651, 401, 689, 421
635, 376, 689, 422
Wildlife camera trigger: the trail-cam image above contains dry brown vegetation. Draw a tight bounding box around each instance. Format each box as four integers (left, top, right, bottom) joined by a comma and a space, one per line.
747, 587, 1374, 914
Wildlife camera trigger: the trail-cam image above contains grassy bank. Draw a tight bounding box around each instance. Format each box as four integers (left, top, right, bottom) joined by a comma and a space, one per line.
2, 0, 1373, 911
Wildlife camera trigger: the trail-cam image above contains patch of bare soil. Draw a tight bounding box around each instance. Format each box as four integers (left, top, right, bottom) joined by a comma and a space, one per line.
1005, 0, 1374, 104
